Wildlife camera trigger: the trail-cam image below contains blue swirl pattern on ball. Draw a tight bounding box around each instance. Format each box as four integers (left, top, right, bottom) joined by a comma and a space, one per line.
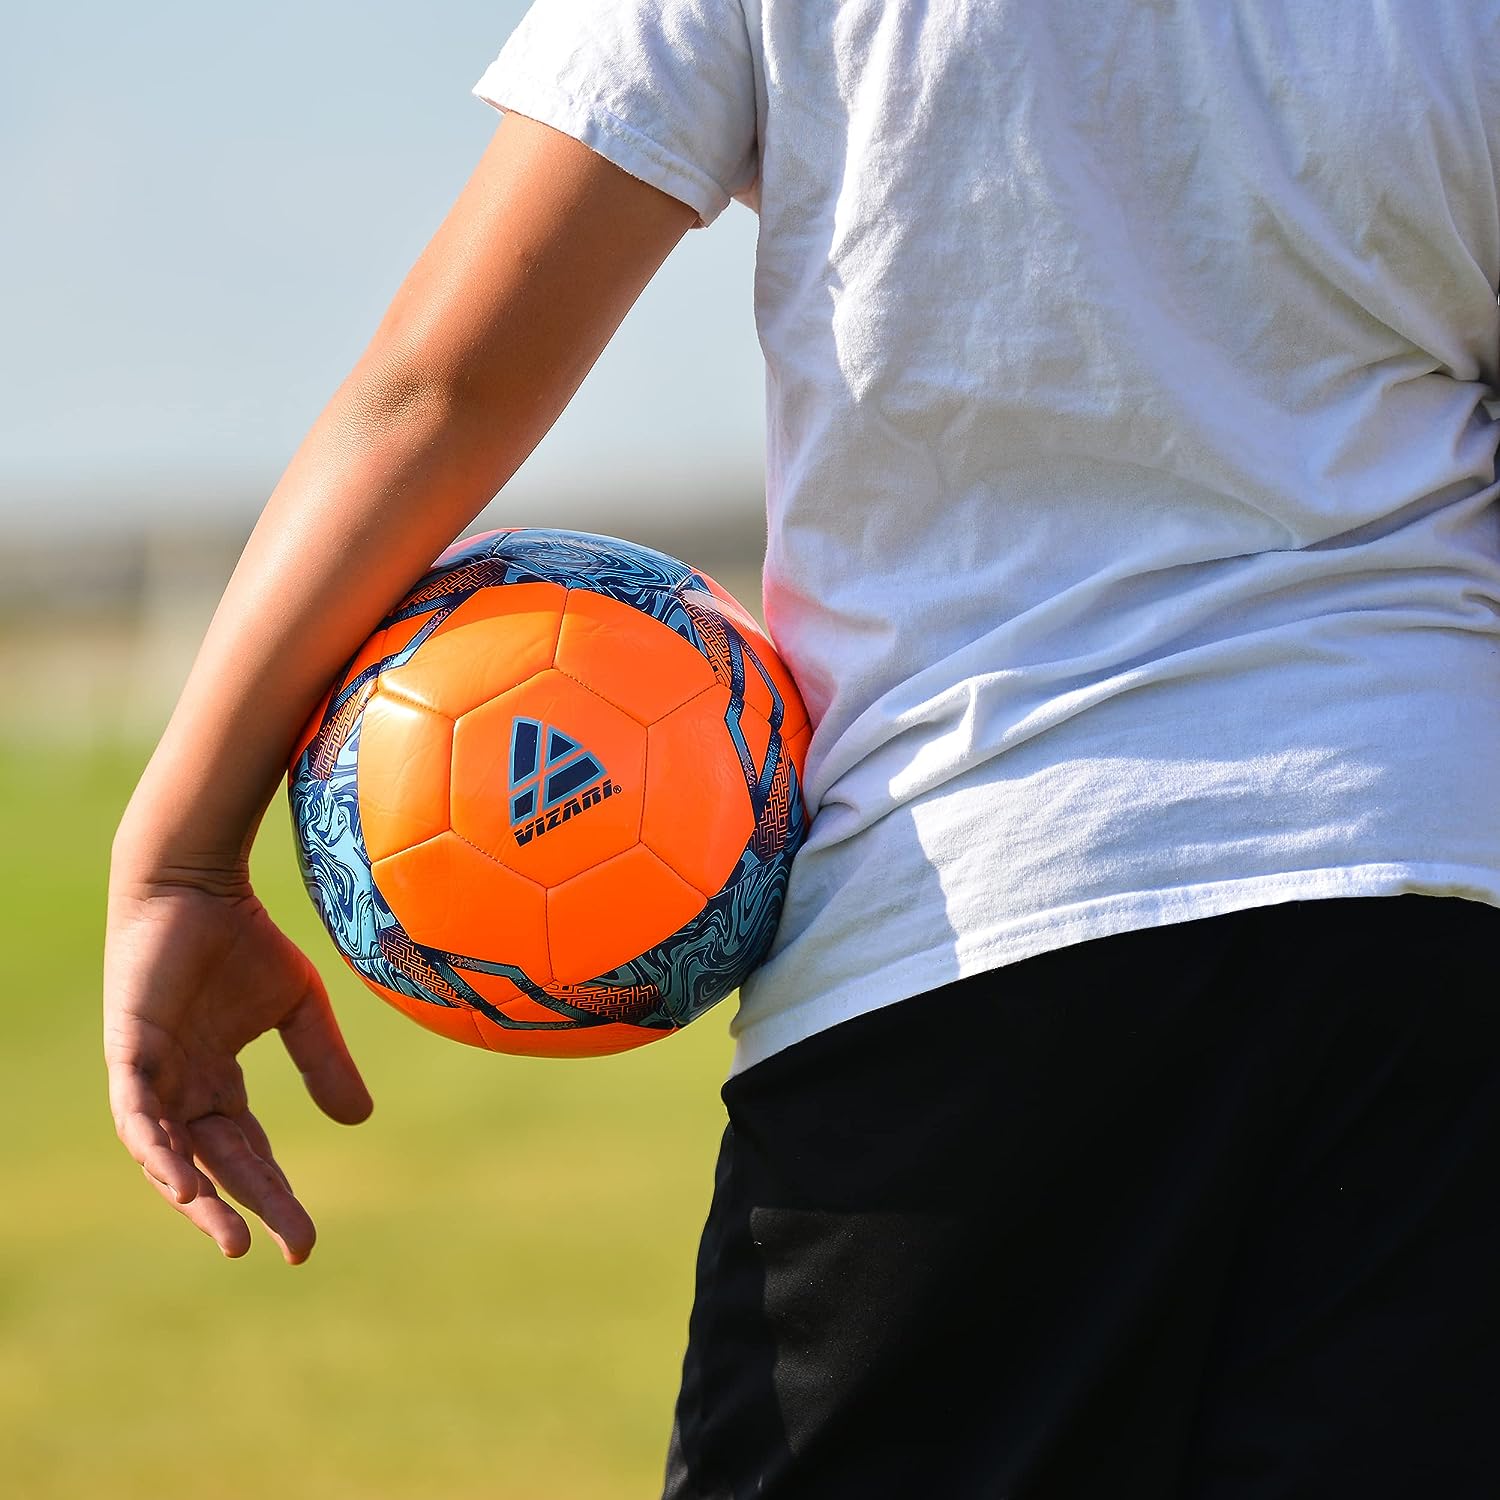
288, 528, 807, 1041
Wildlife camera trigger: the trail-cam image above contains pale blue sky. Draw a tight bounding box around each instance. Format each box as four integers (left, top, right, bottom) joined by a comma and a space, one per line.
0, 1, 765, 535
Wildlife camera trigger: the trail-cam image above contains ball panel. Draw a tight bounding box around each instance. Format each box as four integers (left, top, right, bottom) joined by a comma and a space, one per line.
547, 845, 705, 985
737, 703, 773, 784
472, 989, 579, 1028
642, 684, 755, 898
371, 831, 552, 983
688, 567, 762, 630
348, 960, 487, 1048
554, 588, 718, 724
380, 609, 437, 659
376, 582, 566, 718
356, 690, 455, 864
452, 670, 645, 887
459, 968, 528, 1016
786, 722, 813, 782
339, 624, 396, 687
470, 1010, 668, 1058
686, 582, 810, 741
738, 665, 777, 741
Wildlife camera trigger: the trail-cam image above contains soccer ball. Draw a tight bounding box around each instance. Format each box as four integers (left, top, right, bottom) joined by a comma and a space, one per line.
287, 528, 810, 1057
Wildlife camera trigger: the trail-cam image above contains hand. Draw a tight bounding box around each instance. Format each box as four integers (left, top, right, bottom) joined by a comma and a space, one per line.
103, 865, 373, 1263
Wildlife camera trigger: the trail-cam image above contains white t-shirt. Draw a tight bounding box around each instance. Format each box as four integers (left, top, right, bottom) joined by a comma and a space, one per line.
477, 0, 1500, 1074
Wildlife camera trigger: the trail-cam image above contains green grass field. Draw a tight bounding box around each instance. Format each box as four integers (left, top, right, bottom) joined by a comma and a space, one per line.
0, 742, 734, 1499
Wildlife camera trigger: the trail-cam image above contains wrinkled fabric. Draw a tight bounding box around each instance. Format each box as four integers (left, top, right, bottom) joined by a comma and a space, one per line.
476, 1, 1500, 1073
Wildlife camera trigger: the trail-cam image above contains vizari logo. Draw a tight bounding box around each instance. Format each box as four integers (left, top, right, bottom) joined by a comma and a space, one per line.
514, 778, 622, 846
507, 716, 617, 846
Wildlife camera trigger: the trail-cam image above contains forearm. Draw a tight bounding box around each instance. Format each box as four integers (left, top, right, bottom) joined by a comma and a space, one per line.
113, 382, 516, 877
102, 113, 698, 1266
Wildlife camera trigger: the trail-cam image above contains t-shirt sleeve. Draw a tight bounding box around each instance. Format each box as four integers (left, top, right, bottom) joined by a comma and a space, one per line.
473, 0, 759, 228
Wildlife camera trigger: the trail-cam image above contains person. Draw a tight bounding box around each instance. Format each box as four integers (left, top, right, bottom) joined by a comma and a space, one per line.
105, 0, 1500, 1494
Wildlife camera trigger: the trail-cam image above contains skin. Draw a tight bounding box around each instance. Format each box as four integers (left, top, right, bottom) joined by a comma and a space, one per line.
103, 112, 698, 1263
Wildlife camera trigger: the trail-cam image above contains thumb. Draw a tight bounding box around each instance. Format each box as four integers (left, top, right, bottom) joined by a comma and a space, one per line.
279, 969, 374, 1125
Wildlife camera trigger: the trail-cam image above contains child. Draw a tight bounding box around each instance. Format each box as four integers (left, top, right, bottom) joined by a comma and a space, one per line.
107, 1, 1500, 1493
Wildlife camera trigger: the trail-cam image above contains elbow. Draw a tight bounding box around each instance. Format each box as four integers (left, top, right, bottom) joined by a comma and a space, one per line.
342, 349, 471, 446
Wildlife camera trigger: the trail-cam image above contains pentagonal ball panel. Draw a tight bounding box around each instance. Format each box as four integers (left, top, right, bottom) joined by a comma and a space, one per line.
547, 845, 705, 987
376, 581, 565, 719
642, 684, 755, 898
356, 689, 454, 864
371, 830, 552, 984
554, 587, 717, 724
450, 669, 646, 888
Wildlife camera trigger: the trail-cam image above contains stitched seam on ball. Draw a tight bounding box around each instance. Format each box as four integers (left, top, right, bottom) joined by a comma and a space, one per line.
372, 828, 449, 869
548, 593, 567, 668
447, 825, 531, 877
372, 685, 456, 722
547, 658, 653, 728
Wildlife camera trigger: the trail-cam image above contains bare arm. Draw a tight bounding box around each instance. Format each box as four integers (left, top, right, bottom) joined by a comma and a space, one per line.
105, 113, 697, 1261
115, 111, 696, 876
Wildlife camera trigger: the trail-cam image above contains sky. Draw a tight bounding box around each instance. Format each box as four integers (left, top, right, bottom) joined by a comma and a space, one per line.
0, 1, 766, 538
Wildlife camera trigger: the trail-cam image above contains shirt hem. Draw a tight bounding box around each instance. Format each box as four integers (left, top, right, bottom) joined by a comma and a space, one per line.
727, 863, 1500, 1077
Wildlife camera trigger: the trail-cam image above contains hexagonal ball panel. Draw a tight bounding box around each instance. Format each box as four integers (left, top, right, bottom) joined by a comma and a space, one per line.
450, 668, 646, 888
371, 830, 551, 984
547, 845, 705, 986
356, 688, 455, 864
641, 684, 755, 898
554, 588, 717, 725
376, 581, 565, 719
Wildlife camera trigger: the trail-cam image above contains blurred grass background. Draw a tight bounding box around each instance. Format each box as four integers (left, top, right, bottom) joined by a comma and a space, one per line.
0, 732, 738, 1498
4, 6, 771, 1488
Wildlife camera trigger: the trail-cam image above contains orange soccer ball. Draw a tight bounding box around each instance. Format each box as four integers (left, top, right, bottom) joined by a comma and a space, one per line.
288, 529, 810, 1057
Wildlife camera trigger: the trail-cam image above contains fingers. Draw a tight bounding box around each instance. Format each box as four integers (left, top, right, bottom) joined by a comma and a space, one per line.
109, 1068, 201, 1206
110, 1069, 253, 1256
279, 973, 375, 1126
117, 1096, 313, 1262
235, 1110, 295, 1196
187, 1114, 318, 1265
142, 1161, 253, 1259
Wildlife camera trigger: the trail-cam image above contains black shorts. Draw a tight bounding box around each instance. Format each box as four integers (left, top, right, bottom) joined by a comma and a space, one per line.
662, 896, 1500, 1498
